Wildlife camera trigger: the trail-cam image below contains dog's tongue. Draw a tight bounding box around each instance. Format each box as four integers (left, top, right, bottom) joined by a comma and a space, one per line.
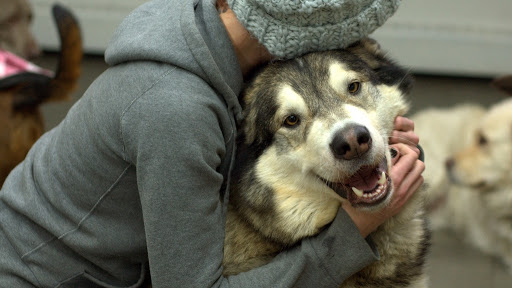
345, 166, 380, 191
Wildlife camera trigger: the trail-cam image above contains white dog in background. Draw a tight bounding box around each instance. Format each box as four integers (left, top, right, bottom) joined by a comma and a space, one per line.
412, 75, 512, 271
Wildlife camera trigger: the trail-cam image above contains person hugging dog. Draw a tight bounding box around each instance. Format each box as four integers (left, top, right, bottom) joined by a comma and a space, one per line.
0, 1, 423, 287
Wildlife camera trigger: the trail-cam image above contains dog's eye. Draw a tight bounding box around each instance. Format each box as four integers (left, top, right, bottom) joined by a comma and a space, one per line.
478, 134, 488, 146
284, 115, 300, 127
348, 82, 360, 94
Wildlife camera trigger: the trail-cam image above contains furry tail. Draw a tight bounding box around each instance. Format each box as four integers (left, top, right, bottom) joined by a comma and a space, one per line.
48, 4, 83, 102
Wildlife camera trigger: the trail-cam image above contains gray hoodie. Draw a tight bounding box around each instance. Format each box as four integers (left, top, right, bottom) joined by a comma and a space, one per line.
0, 0, 378, 287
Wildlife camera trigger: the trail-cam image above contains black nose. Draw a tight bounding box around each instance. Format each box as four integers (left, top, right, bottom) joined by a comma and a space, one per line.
330, 124, 372, 160
445, 158, 455, 170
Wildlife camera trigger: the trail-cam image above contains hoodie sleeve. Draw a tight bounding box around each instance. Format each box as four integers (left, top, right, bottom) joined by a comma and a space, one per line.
225, 209, 380, 287
121, 69, 378, 288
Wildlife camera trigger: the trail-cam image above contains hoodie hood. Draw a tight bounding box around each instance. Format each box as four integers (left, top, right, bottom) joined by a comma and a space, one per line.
105, 0, 244, 121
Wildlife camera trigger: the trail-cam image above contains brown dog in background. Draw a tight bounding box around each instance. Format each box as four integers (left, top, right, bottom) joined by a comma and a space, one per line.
0, 5, 82, 186
0, 0, 40, 59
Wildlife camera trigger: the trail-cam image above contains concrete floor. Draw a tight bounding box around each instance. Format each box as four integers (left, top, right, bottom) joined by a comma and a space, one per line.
34, 53, 512, 287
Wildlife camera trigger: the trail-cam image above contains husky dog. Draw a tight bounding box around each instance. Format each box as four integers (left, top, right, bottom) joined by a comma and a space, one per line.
413, 75, 512, 271
223, 39, 430, 287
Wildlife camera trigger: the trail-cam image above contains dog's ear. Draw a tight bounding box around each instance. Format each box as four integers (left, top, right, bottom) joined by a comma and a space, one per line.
241, 91, 274, 147
491, 75, 512, 96
346, 37, 386, 70
349, 38, 414, 95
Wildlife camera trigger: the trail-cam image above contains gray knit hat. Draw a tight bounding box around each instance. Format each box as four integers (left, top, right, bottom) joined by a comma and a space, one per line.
227, 0, 401, 59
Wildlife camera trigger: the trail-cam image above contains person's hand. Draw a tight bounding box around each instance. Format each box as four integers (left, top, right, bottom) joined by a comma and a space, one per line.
342, 116, 424, 238
387, 116, 424, 216
389, 116, 420, 155
342, 143, 424, 237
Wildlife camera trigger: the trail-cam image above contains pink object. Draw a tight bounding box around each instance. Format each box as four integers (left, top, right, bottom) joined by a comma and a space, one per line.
0, 49, 53, 79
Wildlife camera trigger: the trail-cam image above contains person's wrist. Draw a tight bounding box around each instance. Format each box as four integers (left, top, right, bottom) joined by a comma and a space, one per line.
341, 202, 380, 238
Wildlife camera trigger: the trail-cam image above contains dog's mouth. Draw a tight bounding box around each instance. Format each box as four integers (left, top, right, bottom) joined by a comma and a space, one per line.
321, 157, 391, 207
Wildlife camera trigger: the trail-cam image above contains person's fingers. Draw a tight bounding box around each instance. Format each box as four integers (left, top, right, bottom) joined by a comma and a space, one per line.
391, 117, 420, 155
388, 175, 424, 218
394, 160, 425, 199
389, 143, 418, 184
385, 159, 424, 218
394, 116, 415, 132
389, 130, 420, 149
406, 174, 424, 198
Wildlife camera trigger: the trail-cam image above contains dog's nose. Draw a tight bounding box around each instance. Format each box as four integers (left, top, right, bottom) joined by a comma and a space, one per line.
330, 124, 372, 160
445, 158, 455, 170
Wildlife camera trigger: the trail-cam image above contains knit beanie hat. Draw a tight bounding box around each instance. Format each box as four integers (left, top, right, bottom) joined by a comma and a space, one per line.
227, 0, 401, 60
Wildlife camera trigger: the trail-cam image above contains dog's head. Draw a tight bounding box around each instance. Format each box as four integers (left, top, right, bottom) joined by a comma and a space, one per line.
0, 0, 40, 59
234, 38, 412, 243
446, 97, 512, 190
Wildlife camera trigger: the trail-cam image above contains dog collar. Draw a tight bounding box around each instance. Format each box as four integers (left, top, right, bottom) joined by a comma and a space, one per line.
0, 49, 54, 89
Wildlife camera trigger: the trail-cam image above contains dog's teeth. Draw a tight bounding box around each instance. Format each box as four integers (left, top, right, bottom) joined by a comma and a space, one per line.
351, 187, 364, 197
378, 171, 386, 185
